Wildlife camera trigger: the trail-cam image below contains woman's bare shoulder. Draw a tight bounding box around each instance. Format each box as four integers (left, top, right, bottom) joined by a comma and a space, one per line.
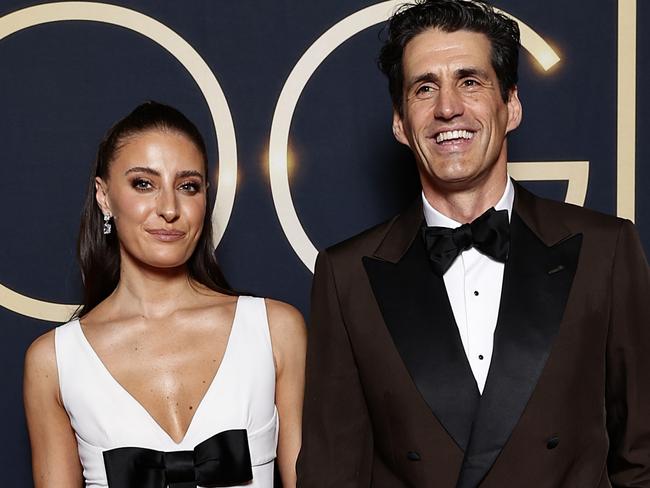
24, 329, 58, 395
25, 329, 56, 369
263, 299, 306, 371
264, 299, 306, 336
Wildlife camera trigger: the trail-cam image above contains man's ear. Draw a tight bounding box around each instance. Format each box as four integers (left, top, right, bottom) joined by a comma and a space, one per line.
95, 177, 112, 216
505, 86, 523, 133
392, 109, 410, 147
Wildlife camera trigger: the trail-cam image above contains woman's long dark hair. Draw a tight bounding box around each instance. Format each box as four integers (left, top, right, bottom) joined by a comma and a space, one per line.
75, 101, 236, 318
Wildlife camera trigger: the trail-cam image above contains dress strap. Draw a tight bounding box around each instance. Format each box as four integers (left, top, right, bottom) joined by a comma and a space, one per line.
228, 296, 273, 353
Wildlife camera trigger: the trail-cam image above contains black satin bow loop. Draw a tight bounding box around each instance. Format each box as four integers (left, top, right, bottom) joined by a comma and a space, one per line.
103, 429, 252, 488
422, 207, 510, 276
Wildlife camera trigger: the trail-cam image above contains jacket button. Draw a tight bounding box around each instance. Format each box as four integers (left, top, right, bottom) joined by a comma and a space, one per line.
546, 436, 560, 449
407, 451, 421, 461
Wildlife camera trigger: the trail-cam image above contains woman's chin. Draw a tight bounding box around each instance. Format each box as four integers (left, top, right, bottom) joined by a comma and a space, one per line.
130, 254, 192, 273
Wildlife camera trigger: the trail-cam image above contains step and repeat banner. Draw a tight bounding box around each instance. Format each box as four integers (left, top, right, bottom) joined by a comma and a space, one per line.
0, 0, 646, 484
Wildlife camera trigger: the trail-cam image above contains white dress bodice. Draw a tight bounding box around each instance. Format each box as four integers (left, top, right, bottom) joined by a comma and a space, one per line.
55, 296, 277, 487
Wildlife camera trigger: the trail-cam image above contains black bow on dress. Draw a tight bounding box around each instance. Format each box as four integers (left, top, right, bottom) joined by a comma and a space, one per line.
102, 429, 252, 488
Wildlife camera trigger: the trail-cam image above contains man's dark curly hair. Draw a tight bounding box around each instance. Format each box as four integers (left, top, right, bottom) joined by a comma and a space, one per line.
378, 0, 520, 113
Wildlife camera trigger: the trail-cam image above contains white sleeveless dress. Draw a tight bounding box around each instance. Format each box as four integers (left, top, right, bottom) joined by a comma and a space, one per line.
55, 296, 277, 488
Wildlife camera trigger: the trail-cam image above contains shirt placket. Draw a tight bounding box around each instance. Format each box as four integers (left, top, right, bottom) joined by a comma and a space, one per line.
464, 249, 489, 393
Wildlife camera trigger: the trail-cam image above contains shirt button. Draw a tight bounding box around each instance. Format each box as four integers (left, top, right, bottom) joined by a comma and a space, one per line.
546, 436, 560, 449
407, 451, 421, 461
474, 290, 479, 296
478, 354, 484, 360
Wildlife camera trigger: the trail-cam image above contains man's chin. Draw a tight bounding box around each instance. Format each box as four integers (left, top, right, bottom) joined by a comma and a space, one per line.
421, 169, 482, 191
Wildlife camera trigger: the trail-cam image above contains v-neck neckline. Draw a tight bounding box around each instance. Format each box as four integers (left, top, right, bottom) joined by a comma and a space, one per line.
75, 296, 242, 446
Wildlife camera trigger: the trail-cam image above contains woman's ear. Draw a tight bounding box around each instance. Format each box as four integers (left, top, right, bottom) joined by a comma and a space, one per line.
95, 177, 111, 216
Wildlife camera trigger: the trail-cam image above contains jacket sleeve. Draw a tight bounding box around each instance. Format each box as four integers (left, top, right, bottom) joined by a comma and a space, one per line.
296, 250, 373, 487
606, 220, 650, 487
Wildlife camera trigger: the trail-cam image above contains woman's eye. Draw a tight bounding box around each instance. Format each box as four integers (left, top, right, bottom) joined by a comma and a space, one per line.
179, 181, 201, 194
132, 178, 152, 191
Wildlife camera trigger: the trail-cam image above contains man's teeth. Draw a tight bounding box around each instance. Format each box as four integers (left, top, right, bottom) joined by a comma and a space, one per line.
435, 130, 475, 143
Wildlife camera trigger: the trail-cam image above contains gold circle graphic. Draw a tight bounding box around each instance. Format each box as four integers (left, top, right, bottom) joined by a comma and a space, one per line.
0, 2, 237, 321
269, 1, 564, 272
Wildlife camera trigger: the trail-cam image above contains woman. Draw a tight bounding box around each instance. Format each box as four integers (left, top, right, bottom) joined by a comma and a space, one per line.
23, 101, 306, 488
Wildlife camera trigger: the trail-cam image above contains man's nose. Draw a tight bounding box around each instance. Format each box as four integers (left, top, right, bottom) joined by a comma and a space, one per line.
156, 187, 180, 222
434, 85, 464, 120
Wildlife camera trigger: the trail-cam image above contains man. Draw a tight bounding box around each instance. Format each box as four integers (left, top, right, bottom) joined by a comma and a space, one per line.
297, 1, 650, 487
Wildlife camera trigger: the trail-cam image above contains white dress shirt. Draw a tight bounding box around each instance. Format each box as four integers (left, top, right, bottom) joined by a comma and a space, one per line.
422, 179, 514, 394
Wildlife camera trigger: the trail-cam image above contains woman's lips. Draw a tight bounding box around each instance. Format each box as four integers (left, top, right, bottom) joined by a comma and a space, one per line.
146, 229, 186, 241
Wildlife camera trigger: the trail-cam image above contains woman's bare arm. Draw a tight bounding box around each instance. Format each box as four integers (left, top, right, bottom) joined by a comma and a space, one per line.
24, 330, 83, 488
266, 299, 307, 488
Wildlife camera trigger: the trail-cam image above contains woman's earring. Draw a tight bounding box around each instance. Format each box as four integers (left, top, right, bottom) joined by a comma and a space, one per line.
103, 214, 112, 235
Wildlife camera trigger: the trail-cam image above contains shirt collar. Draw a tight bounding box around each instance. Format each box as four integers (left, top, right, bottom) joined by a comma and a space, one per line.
422, 177, 514, 228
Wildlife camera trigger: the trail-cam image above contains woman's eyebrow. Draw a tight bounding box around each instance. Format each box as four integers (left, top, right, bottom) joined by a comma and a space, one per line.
124, 166, 159, 176
176, 170, 204, 180
124, 167, 204, 181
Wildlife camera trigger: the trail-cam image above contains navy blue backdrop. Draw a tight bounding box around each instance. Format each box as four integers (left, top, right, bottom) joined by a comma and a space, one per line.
0, 0, 647, 485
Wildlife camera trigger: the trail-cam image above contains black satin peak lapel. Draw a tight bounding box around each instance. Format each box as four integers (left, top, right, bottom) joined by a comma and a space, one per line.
363, 236, 480, 451
456, 212, 582, 488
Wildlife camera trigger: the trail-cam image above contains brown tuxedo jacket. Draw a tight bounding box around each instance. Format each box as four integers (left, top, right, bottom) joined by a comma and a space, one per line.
296, 184, 650, 488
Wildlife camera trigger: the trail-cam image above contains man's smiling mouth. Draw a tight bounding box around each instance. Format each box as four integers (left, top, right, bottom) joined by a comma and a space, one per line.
435, 130, 475, 144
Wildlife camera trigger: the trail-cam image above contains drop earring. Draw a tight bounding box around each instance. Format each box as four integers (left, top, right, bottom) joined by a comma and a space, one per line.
103, 214, 112, 235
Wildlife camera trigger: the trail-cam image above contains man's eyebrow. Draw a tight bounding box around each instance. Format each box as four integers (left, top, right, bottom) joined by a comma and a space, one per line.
456, 67, 490, 79
406, 67, 490, 89
124, 166, 159, 176
406, 72, 439, 89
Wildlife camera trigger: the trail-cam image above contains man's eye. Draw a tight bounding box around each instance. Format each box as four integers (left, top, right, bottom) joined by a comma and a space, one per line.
415, 85, 436, 98
462, 79, 479, 87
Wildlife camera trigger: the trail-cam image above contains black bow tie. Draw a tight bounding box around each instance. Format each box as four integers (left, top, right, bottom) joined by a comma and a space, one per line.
422, 207, 510, 276
102, 429, 252, 488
